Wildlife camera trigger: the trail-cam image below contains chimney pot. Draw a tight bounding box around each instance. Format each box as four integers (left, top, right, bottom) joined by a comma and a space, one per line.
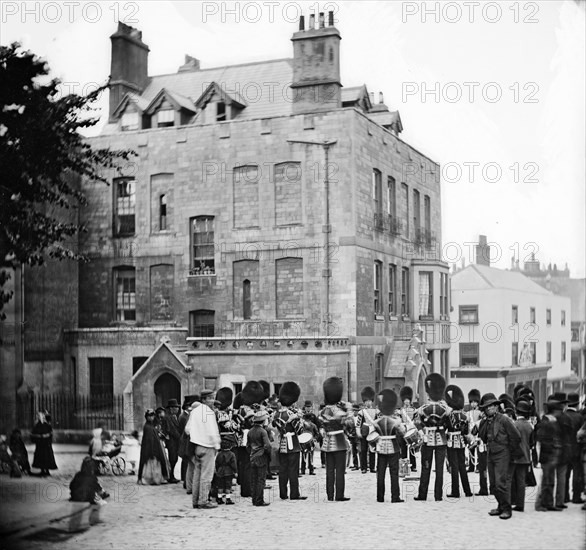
299, 15, 305, 31
379, 92, 384, 104
309, 14, 315, 29
319, 12, 325, 28
328, 11, 334, 26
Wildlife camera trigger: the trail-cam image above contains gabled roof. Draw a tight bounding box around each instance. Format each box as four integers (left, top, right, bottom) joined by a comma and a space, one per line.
452, 264, 553, 295
341, 84, 371, 109
140, 58, 293, 120
112, 92, 150, 119
123, 341, 188, 393
144, 87, 196, 115
194, 81, 247, 110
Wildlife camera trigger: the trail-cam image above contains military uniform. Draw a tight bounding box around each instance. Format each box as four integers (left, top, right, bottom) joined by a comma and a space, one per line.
319, 377, 350, 501
414, 374, 450, 502
444, 385, 472, 498
356, 386, 377, 473
374, 390, 405, 503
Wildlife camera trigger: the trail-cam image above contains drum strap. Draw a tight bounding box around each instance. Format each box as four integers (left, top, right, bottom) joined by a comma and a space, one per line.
327, 430, 343, 435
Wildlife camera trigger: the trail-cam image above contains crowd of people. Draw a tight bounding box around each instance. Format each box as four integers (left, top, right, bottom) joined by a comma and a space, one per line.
2, 376, 585, 523
118, 376, 586, 517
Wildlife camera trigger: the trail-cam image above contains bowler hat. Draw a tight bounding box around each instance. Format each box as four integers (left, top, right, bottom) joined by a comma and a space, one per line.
515, 400, 532, 415
551, 392, 569, 403
545, 397, 565, 411
567, 393, 580, 407
166, 399, 180, 408
200, 389, 214, 398
479, 393, 500, 409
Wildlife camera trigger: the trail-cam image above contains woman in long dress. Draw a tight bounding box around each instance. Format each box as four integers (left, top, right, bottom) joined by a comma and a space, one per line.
137, 409, 169, 485
31, 411, 57, 476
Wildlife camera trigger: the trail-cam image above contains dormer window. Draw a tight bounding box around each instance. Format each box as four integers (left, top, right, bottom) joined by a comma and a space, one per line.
157, 109, 174, 128
121, 111, 139, 131
216, 102, 226, 122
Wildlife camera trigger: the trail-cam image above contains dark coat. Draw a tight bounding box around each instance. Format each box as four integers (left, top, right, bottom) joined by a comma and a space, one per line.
70, 459, 102, 504
177, 410, 190, 459
31, 421, 57, 470
215, 449, 238, 477
536, 415, 561, 465
478, 412, 522, 459
138, 421, 169, 481
9, 432, 30, 472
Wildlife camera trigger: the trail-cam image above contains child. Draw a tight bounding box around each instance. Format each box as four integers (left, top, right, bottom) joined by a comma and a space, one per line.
0, 435, 21, 477
9, 429, 31, 475
215, 439, 238, 505
122, 430, 140, 475
511, 399, 534, 512
69, 456, 109, 529
247, 410, 272, 506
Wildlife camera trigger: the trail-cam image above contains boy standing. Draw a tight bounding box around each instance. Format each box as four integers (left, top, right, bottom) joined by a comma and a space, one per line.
511, 399, 534, 512
247, 410, 272, 507
215, 439, 237, 505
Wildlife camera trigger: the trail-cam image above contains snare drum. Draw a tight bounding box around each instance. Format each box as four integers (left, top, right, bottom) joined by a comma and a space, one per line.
404, 427, 421, 446
298, 432, 314, 451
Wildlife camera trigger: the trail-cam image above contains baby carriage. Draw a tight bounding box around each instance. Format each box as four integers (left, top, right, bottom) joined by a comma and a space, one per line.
93, 439, 126, 476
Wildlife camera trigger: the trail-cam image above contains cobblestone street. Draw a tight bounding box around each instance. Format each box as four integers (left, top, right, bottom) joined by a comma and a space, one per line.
1, 448, 584, 550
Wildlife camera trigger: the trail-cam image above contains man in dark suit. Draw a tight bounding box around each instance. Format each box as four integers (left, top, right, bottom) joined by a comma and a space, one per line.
565, 393, 584, 504
165, 399, 181, 483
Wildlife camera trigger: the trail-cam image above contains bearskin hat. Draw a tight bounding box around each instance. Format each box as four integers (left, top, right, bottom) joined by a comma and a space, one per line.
517, 386, 535, 401
499, 393, 516, 417
279, 381, 301, 407
400, 386, 413, 402
323, 377, 344, 405
242, 381, 265, 406
215, 387, 233, 411
444, 385, 465, 410
468, 389, 481, 403
424, 373, 446, 401
360, 386, 375, 403
513, 384, 529, 400
259, 380, 270, 400
233, 392, 243, 410
377, 389, 398, 416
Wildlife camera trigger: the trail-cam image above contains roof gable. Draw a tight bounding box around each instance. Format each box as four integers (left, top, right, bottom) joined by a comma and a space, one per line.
452, 264, 553, 295
194, 81, 247, 110
112, 92, 150, 119
144, 87, 196, 116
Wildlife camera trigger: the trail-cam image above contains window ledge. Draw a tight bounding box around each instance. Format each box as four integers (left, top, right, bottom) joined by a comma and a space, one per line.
233, 226, 261, 230
113, 234, 136, 239
374, 314, 385, 321
459, 321, 479, 325
389, 315, 398, 321
188, 273, 217, 278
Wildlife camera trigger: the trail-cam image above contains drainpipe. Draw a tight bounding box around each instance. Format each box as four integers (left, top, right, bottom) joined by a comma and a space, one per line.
286, 139, 337, 335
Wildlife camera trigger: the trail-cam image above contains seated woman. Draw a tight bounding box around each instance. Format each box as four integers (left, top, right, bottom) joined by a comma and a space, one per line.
9, 429, 31, 475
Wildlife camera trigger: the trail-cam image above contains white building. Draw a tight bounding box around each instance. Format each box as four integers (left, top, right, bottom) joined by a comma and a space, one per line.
449, 263, 572, 408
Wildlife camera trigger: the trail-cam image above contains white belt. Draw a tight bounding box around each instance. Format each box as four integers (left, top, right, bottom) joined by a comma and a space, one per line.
379, 436, 396, 440
424, 427, 437, 432
448, 431, 461, 435
327, 430, 343, 435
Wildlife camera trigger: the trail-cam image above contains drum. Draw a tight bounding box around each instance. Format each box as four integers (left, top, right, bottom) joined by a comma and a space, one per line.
404, 427, 421, 446
298, 432, 314, 450
366, 431, 380, 444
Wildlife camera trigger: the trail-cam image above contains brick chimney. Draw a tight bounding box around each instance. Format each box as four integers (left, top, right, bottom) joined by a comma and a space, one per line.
109, 23, 149, 122
178, 54, 200, 72
290, 11, 342, 114
475, 235, 491, 267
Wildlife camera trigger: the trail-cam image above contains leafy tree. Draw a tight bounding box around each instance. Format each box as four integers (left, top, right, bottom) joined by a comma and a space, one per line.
0, 42, 135, 319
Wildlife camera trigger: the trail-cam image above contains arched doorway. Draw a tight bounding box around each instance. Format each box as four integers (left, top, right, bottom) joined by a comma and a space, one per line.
154, 373, 181, 408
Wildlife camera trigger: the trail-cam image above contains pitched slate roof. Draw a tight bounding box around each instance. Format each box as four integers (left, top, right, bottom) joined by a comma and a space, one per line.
140, 58, 295, 120
452, 264, 552, 295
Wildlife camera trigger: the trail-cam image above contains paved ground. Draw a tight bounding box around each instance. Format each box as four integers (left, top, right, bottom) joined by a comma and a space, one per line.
1, 446, 584, 550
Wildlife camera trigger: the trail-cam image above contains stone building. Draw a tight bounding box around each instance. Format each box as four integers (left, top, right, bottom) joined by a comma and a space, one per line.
1, 15, 450, 431
449, 238, 572, 407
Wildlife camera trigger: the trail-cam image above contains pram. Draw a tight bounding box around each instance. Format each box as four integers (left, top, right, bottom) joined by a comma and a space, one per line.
93, 441, 126, 476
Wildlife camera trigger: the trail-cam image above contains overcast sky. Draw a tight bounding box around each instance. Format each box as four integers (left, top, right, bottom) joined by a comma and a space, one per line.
3, 0, 585, 277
